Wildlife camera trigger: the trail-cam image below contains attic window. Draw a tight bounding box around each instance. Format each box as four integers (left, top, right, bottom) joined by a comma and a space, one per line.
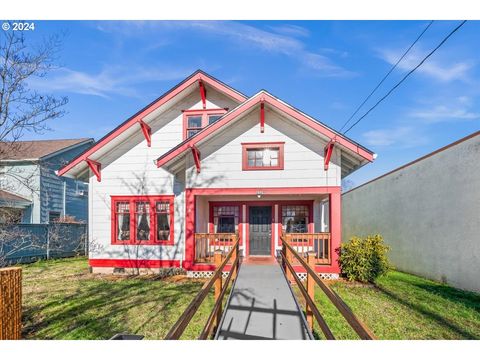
242, 142, 285, 171
183, 109, 227, 140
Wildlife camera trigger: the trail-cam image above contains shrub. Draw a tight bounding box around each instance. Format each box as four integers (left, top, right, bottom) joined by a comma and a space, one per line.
337, 234, 391, 283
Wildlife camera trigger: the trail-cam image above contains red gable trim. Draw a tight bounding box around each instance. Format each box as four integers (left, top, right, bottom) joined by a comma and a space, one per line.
57, 70, 246, 177
156, 92, 374, 168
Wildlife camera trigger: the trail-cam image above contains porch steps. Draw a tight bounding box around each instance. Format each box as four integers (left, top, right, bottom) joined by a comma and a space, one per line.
215, 262, 313, 340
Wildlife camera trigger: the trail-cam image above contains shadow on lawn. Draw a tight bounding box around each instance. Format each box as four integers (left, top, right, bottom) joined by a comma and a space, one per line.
374, 284, 479, 339
22, 279, 202, 340
397, 276, 480, 314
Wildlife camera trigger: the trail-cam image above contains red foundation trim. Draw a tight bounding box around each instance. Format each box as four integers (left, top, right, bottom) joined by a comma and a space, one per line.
89, 259, 181, 268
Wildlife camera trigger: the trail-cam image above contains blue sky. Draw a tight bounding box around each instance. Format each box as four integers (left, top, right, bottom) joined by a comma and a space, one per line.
17, 20, 480, 187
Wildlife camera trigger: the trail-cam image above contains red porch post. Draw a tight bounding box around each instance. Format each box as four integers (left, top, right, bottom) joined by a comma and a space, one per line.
329, 190, 341, 273
184, 189, 196, 270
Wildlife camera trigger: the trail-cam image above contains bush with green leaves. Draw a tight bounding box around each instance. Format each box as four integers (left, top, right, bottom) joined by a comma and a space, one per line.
337, 234, 392, 283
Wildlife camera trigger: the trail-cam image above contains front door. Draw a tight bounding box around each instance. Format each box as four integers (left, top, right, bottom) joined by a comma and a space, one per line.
249, 206, 272, 256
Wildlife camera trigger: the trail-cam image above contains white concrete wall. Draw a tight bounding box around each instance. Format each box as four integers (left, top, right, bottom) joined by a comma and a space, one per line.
186, 109, 341, 188
342, 133, 480, 292
88, 89, 238, 262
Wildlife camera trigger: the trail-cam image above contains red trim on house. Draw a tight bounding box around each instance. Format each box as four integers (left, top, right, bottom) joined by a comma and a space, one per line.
138, 119, 152, 147
208, 202, 243, 246
86, 159, 101, 182
181, 187, 341, 272
324, 141, 334, 171
241, 142, 285, 171
58, 71, 246, 177
186, 186, 341, 196
156, 92, 374, 168
110, 195, 175, 246
190, 145, 201, 173
199, 80, 207, 109
260, 101, 265, 133
182, 108, 228, 140
89, 259, 181, 269
278, 201, 314, 246
328, 192, 341, 273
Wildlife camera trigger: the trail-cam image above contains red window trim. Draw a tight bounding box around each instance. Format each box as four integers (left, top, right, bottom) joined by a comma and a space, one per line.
182, 108, 228, 140
111, 195, 175, 246
208, 203, 242, 246
280, 202, 314, 245
241, 142, 285, 171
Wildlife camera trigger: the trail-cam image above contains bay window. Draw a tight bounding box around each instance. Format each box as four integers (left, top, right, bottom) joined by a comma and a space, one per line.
111, 195, 174, 245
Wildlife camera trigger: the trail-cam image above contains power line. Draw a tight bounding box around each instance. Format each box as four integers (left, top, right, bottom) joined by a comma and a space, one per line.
343, 20, 467, 136
339, 20, 434, 133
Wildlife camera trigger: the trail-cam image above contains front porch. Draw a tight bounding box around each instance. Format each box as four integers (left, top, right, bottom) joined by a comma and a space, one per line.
194, 232, 331, 264
184, 187, 342, 274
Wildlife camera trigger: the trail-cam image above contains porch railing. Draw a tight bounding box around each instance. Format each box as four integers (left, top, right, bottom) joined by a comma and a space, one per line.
283, 232, 331, 265
195, 233, 237, 263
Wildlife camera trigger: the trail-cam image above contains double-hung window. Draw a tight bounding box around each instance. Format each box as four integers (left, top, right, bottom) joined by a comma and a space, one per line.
183, 109, 227, 139
242, 142, 284, 170
111, 195, 174, 245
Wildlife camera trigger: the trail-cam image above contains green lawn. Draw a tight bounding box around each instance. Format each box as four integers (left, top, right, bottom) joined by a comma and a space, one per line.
21, 258, 480, 340
21, 257, 213, 340
295, 271, 480, 340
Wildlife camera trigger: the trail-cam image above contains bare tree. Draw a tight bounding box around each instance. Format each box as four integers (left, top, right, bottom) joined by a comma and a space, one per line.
0, 27, 67, 147
0, 27, 68, 265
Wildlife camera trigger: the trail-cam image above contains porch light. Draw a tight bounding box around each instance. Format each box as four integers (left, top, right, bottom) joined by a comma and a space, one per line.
256, 190, 264, 199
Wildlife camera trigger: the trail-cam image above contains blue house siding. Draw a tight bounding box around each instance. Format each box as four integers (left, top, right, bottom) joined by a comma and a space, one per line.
40, 142, 93, 223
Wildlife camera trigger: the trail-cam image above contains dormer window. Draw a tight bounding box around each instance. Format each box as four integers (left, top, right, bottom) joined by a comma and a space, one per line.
242, 142, 285, 170
183, 109, 227, 139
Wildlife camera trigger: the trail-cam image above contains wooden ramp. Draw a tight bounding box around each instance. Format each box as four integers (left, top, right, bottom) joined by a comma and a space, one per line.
215, 263, 312, 340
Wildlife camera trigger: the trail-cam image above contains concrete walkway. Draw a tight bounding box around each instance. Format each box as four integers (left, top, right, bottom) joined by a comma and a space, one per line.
216, 263, 312, 340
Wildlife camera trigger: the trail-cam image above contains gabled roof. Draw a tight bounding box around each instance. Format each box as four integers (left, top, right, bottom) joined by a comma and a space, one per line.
57, 70, 247, 178
0, 138, 93, 162
156, 90, 375, 176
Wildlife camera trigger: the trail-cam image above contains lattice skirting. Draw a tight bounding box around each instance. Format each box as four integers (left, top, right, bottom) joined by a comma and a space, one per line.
187, 270, 339, 281
187, 271, 230, 279
296, 272, 339, 281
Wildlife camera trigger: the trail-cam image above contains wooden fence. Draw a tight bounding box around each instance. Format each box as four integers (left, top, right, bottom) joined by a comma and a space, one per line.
0, 267, 22, 340
281, 235, 375, 340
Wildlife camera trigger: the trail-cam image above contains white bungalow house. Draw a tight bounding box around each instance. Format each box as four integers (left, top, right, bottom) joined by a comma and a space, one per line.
58, 70, 375, 277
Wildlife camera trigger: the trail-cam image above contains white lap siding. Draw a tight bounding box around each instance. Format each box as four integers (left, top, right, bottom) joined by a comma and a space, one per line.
186, 110, 342, 188
88, 89, 238, 262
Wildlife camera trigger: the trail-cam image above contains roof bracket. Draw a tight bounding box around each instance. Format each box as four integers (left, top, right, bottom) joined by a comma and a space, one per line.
199, 80, 207, 109
86, 158, 101, 182
324, 140, 335, 171
138, 119, 152, 147
260, 101, 265, 133
190, 145, 201, 173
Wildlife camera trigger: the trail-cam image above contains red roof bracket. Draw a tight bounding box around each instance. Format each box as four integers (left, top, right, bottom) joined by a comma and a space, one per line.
86, 158, 101, 182
324, 141, 335, 171
260, 101, 265, 133
138, 119, 152, 147
199, 80, 207, 109
190, 145, 201, 173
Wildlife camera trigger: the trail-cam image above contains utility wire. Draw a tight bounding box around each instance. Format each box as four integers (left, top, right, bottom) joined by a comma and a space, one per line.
343, 20, 467, 135
338, 20, 434, 133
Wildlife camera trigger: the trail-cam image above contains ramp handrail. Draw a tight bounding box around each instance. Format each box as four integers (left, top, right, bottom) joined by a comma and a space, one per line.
165, 237, 240, 340
281, 235, 375, 340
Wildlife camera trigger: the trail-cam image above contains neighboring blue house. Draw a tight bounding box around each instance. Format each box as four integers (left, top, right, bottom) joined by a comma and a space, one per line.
0, 138, 94, 224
